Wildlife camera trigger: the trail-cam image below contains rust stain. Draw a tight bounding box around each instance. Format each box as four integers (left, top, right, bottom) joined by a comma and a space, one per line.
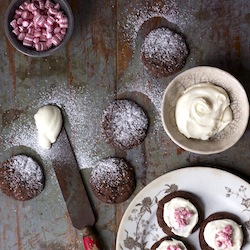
117, 41, 133, 78
91, 31, 112, 63
244, 13, 250, 24
2, 109, 22, 126
26, 233, 41, 249
66, 43, 74, 91
15, 202, 22, 250
233, 35, 241, 57
115, 203, 124, 233
63, 212, 78, 248
176, 147, 185, 155
6, 40, 17, 99
3, 224, 7, 243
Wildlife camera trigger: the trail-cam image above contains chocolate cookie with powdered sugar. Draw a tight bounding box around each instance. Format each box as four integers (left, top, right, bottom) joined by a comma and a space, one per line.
101, 100, 148, 150
89, 157, 135, 204
0, 155, 45, 201
141, 27, 189, 77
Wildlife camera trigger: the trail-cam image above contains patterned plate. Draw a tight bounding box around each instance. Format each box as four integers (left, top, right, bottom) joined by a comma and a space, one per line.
116, 167, 250, 249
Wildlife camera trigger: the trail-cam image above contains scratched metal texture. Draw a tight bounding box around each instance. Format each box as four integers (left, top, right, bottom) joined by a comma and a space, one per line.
0, 0, 250, 249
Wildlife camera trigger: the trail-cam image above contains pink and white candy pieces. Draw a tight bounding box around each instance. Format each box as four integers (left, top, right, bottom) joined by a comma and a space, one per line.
166, 245, 182, 250
10, 0, 69, 52
174, 207, 194, 228
215, 225, 234, 249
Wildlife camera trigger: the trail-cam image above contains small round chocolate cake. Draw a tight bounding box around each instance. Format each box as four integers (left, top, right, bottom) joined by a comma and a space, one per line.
89, 157, 135, 204
151, 236, 189, 250
101, 100, 148, 150
0, 155, 45, 201
157, 191, 203, 238
199, 212, 244, 250
141, 27, 189, 77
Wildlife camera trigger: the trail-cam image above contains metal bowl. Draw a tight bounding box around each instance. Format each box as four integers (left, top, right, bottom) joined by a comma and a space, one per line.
4, 0, 74, 57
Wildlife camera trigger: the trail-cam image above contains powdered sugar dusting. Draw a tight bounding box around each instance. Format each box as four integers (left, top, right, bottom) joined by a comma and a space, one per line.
141, 27, 189, 76
101, 100, 148, 149
6, 155, 43, 184
118, 76, 164, 131
2, 83, 112, 169
0, 155, 44, 200
90, 158, 126, 188
120, 1, 193, 51
89, 157, 135, 203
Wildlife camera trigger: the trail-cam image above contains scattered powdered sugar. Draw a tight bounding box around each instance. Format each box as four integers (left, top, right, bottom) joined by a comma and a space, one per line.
2, 82, 112, 169
89, 157, 135, 203
3, 155, 44, 189
90, 158, 126, 187
101, 100, 148, 149
141, 27, 189, 75
0, 155, 44, 200
1, 2, 193, 170
5, 155, 43, 185
118, 76, 164, 131
119, 1, 193, 51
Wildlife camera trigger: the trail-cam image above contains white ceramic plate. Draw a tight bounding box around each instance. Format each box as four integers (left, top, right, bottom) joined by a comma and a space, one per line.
116, 167, 250, 250
161, 66, 249, 154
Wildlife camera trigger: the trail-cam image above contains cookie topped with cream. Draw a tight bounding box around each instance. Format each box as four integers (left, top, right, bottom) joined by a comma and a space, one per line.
157, 191, 203, 238
199, 212, 244, 250
151, 237, 188, 250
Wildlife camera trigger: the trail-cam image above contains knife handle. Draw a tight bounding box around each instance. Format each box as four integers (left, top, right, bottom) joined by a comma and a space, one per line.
82, 226, 102, 250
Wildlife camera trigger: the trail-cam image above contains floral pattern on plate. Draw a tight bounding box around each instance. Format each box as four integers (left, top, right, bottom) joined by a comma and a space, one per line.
116, 167, 250, 250
121, 184, 178, 250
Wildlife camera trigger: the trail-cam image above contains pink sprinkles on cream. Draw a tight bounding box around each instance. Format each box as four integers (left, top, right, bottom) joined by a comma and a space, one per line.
174, 207, 193, 228
215, 225, 234, 248
166, 245, 182, 250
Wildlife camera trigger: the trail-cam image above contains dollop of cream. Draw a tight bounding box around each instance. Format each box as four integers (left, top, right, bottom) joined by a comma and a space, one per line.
163, 197, 198, 237
156, 239, 187, 250
34, 105, 63, 149
204, 219, 243, 250
175, 83, 233, 140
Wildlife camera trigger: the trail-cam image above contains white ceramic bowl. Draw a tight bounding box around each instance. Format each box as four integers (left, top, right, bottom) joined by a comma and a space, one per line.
161, 66, 249, 154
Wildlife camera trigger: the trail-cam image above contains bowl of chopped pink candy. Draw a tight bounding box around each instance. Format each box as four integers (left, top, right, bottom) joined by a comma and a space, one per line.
4, 0, 74, 57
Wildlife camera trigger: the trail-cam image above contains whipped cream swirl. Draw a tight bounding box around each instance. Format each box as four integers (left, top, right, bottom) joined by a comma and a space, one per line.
175, 83, 233, 140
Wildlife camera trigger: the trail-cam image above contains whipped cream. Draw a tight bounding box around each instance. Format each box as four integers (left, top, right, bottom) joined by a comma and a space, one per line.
163, 197, 198, 237
34, 105, 63, 149
175, 83, 233, 140
204, 219, 243, 250
156, 239, 187, 250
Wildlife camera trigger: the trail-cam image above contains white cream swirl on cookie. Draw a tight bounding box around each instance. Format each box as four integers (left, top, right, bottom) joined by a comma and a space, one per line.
175, 83, 233, 140
163, 197, 198, 237
204, 219, 243, 250
156, 239, 187, 250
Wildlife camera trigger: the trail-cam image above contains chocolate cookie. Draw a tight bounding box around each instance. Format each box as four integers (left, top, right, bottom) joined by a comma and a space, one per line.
141, 27, 189, 77
199, 212, 244, 250
89, 157, 135, 204
157, 191, 203, 238
151, 236, 190, 250
0, 155, 45, 201
101, 100, 148, 150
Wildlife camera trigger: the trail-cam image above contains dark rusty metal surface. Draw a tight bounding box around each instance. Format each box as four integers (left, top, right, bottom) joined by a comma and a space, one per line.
0, 0, 250, 249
